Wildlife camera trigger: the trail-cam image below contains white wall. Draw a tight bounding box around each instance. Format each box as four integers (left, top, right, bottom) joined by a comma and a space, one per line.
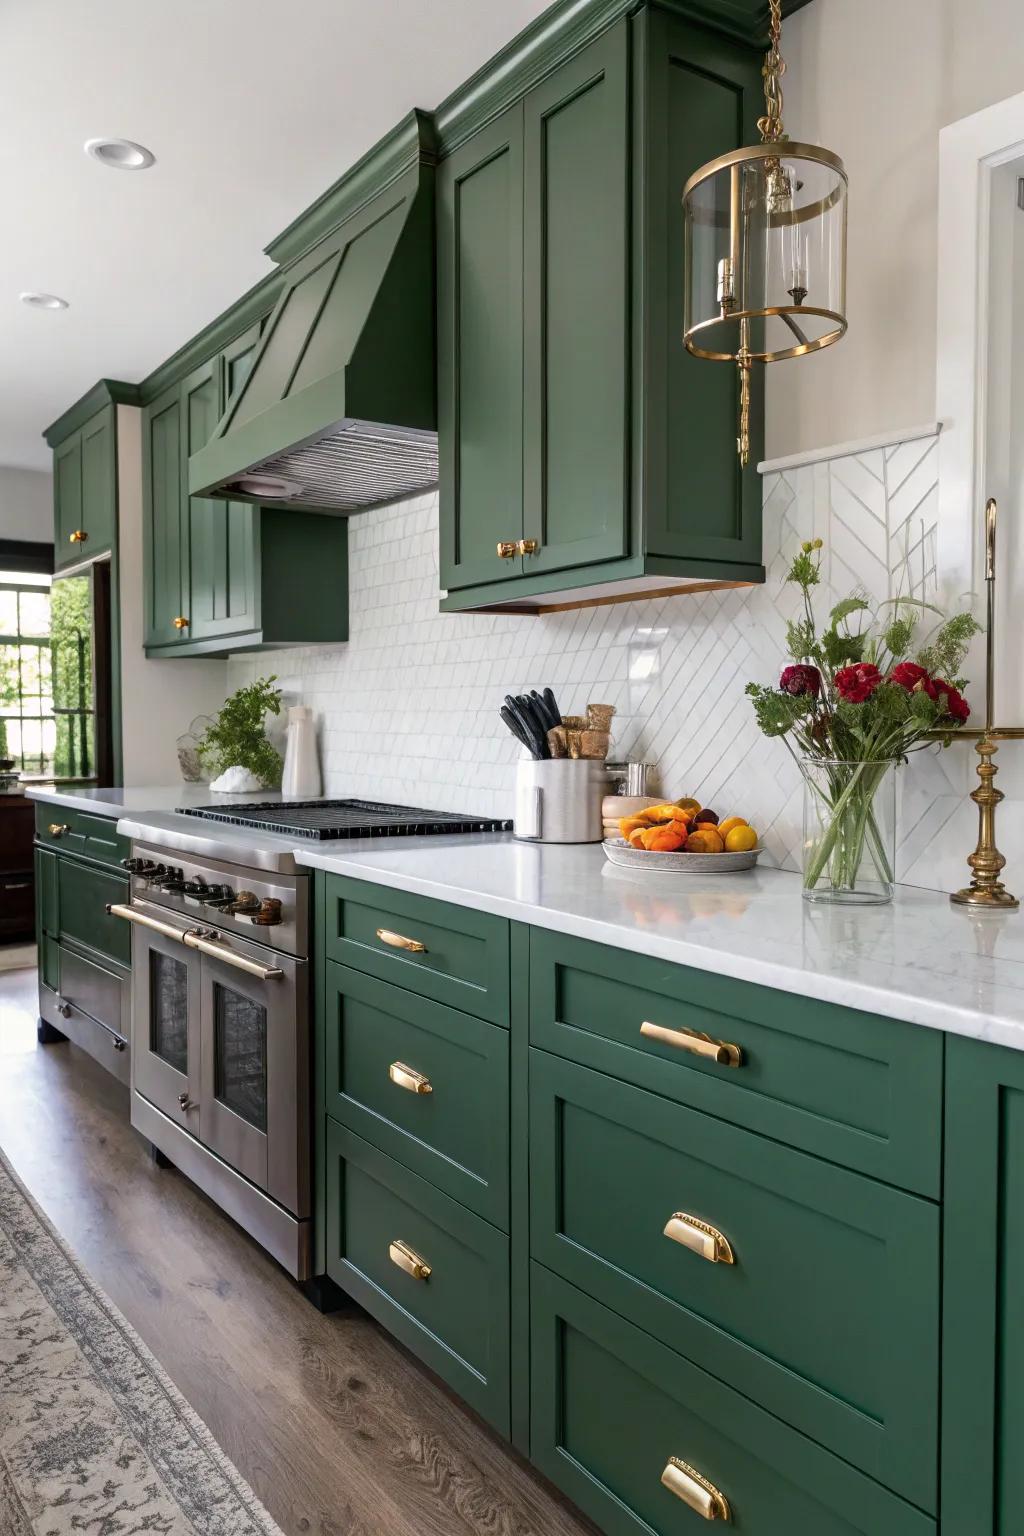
0, 465, 52, 543
767, 0, 1024, 459
116, 405, 228, 785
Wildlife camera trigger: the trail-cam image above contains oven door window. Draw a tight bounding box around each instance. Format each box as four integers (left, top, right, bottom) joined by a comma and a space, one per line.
212, 982, 268, 1133
150, 950, 190, 1073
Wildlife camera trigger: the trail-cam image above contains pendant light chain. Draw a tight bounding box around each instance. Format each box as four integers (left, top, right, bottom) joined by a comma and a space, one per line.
757, 0, 786, 144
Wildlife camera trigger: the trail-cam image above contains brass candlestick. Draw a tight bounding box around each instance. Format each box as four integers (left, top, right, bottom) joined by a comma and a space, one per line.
951, 499, 1019, 910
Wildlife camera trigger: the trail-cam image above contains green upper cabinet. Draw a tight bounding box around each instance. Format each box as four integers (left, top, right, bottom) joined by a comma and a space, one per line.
438, 104, 524, 590
141, 315, 347, 657
437, 11, 766, 613
942, 1034, 1024, 1534
52, 404, 116, 569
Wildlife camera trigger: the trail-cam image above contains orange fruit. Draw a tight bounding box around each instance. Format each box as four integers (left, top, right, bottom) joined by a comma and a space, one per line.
627, 826, 648, 849
718, 816, 748, 838
686, 828, 725, 854
724, 825, 758, 852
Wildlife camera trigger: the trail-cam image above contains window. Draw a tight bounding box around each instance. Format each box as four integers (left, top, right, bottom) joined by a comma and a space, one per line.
0, 570, 54, 775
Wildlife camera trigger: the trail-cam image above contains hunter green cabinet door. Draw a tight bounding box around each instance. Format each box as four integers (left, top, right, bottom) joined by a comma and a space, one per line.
640, 10, 763, 567
53, 435, 83, 568
438, 103, 525, 591
142, 382, 187, 647
522, 24, 630, 577
79, 409, 115, 557
185, 345, 258, 642
942, 1034, 1024, 1534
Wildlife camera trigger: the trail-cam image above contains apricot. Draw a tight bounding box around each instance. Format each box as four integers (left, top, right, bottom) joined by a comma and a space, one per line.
640, 822, 688, 852
619, 814, 648, 839
628, 826, 648, 849
724, 825, 758, 852
686, 828, 725, 854
718, 816, 748, 838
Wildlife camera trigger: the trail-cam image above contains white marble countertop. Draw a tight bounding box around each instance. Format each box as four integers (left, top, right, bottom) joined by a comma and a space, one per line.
295, 838, 1024, 1051
24, 783, 1024, 1049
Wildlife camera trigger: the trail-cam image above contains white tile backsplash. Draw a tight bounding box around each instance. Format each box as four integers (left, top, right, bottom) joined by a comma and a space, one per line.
228, 429, 1013, 894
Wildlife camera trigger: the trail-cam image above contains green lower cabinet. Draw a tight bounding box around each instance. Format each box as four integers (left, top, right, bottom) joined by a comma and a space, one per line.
324, 1119, 511, 1436
529, 1050, 939, 1511
34, 847, 59, 991
530, 1264, 934, 1536
942, 1033, 1024, 1533
323, 961, 510, 1227
56, 858, 130, 968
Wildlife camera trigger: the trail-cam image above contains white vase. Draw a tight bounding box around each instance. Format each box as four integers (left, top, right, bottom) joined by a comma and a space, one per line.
281, 706, 321, 799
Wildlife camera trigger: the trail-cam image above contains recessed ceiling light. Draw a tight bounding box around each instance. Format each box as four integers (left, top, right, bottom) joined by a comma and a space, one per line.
84, 137, 155, 170
20, 291, 69, 311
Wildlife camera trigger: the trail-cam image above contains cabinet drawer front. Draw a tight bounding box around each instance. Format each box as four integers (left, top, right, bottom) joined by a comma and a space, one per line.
324, 962, 509, 1226
324, 875, 509, 1024
57, 943, 129, 1044
531, 1051, 939, 1510
57, 859, 130, 966
530, 927, 941, 1196
35, 806, 130, 870
531, 1265, 934, 1536
325, 1120, 510, 1434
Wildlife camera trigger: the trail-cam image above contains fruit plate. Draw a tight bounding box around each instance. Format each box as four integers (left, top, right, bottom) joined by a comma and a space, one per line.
602, 837, 763, 874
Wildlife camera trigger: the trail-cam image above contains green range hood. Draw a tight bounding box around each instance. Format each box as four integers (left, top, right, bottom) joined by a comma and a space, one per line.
190, 114, 437, 515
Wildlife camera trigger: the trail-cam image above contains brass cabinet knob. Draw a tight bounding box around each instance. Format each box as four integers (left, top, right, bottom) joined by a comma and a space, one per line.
56, 998, 72, 1019
173, 616, 189, 630
177, 1092, 194, 1111
496, 541, 518, 559
389, 1061, 433, 1095
660, 1458, 731, 1522
389, 1239, 431, 1281
69, 529, 88, 544
517, 538, 539, 556
48, 822, 70, 838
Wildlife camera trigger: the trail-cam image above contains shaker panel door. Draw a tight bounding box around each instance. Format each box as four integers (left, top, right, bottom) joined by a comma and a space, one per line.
438, 104, 525, 591
142, 383, 187, 646
522, 24, 630, 576
189, 333, 259, 641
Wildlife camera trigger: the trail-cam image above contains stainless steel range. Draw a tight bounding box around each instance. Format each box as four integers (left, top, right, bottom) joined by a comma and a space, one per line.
110, 800, 509, 1285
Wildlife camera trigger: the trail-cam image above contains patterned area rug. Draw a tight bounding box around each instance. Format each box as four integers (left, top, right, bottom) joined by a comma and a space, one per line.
0, 1146, 284, 1535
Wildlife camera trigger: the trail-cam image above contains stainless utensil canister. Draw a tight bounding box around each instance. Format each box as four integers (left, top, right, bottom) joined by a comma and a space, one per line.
514, 758, 607, 843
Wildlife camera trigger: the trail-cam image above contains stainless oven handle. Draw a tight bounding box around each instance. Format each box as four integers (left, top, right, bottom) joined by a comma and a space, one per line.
181, 929, 285, 981
107, 903, 285, 981
106, 903, 189, 944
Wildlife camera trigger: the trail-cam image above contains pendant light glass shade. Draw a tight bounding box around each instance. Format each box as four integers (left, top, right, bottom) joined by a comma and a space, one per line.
682, 143, 847, 363
680, 0, 848, 464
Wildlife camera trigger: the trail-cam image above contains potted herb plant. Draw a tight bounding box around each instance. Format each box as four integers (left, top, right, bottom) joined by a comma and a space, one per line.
197, 677, 284, 789
746, 539, 979, 904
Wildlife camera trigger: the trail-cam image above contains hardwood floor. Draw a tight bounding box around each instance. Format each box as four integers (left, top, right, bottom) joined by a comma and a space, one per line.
0, 966, 593, 1536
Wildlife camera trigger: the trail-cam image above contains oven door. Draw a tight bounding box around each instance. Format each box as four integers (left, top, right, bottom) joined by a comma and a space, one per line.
131, 912, 201, 1130
198, 935, 307, 1214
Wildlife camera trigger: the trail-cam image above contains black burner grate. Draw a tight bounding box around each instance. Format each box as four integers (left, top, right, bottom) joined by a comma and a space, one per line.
182, 798, 512, 841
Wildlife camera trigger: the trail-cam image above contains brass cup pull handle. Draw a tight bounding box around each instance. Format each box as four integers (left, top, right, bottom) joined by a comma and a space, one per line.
496, 540, 518, 559
69, 529, 88, 544
48, 823, 71, 838
664, 1212, 735, 1265
640, 1020, 742, 1068
173, 616, 189, 630
517, 538, 539, 556
376, 927, 427, 954
389, 1239, 431, 1281
389, 1061, 433, 1095
660, 1458, 731, 1522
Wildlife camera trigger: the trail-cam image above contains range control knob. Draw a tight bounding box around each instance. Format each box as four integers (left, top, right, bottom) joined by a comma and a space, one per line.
230, 890, 260, 914
182, 878, 209, 897
250, 897, 283, 927
200, 883, 234, 905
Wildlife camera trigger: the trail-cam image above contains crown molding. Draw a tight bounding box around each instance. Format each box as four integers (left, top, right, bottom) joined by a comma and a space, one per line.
43, 379, 141, 447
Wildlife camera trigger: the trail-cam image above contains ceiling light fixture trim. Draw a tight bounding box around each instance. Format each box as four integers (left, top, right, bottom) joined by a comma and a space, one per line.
20, 291, 69, 311
84, 137, 156, 170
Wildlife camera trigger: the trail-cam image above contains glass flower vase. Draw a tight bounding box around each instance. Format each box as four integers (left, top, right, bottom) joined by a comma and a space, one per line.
800, 758, 897, 905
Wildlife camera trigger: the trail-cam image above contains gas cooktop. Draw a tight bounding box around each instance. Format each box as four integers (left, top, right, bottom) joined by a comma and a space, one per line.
182, 798, 512, 841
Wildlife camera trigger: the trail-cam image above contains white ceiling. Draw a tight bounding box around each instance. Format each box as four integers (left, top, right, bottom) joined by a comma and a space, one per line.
0, 0, 551, 471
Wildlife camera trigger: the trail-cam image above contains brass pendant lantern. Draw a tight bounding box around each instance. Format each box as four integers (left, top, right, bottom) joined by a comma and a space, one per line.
682, 0, 848, 464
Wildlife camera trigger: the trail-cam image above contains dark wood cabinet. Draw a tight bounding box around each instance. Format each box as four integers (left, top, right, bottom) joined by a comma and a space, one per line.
0, 795, 35, 942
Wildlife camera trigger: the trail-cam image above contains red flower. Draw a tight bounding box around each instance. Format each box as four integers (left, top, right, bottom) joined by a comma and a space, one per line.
889, 661, 936, 696
932, 679, 970, 723
834, 663, 882, 703
779, 664, 821, 698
